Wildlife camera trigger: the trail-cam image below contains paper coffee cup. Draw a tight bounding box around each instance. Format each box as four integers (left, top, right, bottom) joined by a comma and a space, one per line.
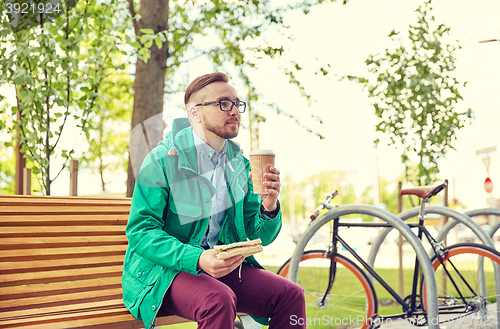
249, 150, 275, 194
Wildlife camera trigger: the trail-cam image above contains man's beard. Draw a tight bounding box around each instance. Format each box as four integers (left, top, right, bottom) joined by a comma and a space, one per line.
204, 117, 239, 139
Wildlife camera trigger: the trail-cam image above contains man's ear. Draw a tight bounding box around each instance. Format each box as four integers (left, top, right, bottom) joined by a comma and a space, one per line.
189, 106, 201, 123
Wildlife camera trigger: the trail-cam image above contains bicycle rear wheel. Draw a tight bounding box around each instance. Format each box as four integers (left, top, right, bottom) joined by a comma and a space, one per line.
421, 243, 500, 328
278, 250, 378, 329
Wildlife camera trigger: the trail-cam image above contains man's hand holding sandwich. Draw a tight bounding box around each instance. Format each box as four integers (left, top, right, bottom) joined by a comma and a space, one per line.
198, 239, 263, 278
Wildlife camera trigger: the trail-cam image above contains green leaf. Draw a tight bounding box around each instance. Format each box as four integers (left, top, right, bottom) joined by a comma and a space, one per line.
155, 37, 163, 49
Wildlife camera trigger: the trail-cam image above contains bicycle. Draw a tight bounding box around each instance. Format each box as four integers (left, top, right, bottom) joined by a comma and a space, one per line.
277, 183, 500, 329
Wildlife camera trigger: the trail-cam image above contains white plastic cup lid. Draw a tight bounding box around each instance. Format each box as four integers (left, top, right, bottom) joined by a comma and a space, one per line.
249, 150, 275, 156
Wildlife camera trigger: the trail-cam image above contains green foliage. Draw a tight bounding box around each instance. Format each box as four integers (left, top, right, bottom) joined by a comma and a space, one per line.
0, 139, 43, 195
0, 0, 129, 194
0, 142, 15, 194
279, 172, 306, 221
280, 170, 358, 222
347, 0, 473, 186
380, 178, 417, 213
308, 170, 356, 206
76, 1, 131, 193
80, 72, 133, 192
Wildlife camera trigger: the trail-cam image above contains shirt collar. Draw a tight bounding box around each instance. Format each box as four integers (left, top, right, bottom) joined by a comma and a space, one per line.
192, 129, 227, 160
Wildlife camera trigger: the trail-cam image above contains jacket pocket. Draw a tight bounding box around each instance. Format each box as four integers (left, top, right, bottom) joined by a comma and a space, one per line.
166, 200, 203, 242
169, 199, 203, 224
122, 252, 160, 310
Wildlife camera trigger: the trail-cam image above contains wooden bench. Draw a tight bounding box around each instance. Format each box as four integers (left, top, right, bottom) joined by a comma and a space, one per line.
0, 195, 261, 329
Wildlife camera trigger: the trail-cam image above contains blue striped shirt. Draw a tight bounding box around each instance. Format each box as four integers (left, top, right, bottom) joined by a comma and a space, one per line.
193, 130, 228, 249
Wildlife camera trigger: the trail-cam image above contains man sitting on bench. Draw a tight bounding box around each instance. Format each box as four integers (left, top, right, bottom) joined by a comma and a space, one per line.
122, 72, 306, 329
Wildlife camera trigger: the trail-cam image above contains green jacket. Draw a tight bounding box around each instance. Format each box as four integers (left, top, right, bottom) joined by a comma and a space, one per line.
122, 118, 282, 329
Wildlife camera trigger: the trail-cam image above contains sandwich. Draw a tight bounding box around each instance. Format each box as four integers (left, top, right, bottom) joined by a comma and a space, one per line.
214, 238, 263, 260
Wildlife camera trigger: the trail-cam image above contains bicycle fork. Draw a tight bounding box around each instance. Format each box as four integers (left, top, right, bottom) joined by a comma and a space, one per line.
318, 218, 339, 308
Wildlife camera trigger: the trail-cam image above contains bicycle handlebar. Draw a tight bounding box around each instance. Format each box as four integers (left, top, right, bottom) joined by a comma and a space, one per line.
310, 190, 338, 220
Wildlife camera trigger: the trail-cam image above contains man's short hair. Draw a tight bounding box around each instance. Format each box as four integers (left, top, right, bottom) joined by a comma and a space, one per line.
184, 72, 229, 105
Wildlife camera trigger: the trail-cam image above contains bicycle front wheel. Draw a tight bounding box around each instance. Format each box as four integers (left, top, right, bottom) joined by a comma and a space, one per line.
278, 250, 378, 329
421, 243, 500, 329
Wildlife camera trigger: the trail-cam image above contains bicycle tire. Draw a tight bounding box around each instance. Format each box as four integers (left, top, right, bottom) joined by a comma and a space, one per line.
421, 243, 500, 329
278, 250, 378, 329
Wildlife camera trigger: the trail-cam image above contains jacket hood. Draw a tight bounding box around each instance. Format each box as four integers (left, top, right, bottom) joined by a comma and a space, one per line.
169, 118, 191, 140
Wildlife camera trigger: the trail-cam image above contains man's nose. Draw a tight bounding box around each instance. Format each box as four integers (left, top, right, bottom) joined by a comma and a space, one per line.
228, 105, 239, 116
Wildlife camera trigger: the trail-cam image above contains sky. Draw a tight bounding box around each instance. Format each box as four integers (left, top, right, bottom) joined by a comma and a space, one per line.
2, 0, 500, 211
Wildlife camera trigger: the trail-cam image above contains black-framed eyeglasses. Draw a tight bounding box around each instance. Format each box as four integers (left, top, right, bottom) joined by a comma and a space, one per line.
195, 99, 246, 113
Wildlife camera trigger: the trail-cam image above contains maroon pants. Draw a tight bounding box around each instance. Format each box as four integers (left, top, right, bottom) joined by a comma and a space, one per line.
160, 263, 306, 328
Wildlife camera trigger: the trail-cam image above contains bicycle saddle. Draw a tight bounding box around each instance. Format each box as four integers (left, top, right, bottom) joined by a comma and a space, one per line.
400, 183, 447, 199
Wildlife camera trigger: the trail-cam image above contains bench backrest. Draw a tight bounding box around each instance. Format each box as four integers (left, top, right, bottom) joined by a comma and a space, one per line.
0, 195, 146, 329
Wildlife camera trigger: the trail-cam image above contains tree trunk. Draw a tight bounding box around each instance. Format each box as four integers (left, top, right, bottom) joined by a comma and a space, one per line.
126, 0, 169, 197
14, 111, 25, 195
45, 91, 51, 196
98, 116, 105, 192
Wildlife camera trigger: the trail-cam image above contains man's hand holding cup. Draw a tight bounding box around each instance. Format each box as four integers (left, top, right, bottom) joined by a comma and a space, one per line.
249, 150, 280, 212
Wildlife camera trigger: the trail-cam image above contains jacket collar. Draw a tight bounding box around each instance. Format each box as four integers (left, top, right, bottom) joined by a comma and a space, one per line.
164, 118, 245, 174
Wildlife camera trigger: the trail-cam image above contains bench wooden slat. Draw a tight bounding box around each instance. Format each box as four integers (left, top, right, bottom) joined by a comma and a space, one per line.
74, 312, 189, 329
0, 214, 129, 226
0, 226, 126, 237
0, 195, 131, 205
0, 299, 129, 325
0, 255, 124, 273
76, 312, 190, 329
0, 245, 126, 263
0, 236, 127, 249
0, 298, 125, 319
0, 277, 121, 299
0, 265, 123, 287
0, 205, 130, 215
0, 309, 185, 329
0, 286, 123, 311
0, 200, 130, 206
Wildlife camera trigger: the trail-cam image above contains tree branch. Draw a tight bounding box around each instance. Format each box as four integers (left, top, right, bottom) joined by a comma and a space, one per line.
127, 0, 139, 35
167, 47, 223, 69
